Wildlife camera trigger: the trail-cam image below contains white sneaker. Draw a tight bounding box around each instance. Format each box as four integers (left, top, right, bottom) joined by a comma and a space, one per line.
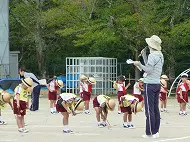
0, 121, 7, 125
63, 129, 73, 133
18, 128, 29, 133
23, 128, 29, 133
128, 124, 135, 129
118, 111, 121, 114
160, 108, 164, 112
142, 134, 152, 138
84, 111, 90, 115
152, 132, 159, 139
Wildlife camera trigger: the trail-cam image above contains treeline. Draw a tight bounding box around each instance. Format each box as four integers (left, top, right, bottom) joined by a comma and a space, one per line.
9, 0, 190, 78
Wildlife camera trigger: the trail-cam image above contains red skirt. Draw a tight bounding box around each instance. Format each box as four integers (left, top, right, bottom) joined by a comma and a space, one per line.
13, 100, 27, 116
48, 91, 57, 100
160, 92, 167, 101
118, 91, 125, 104
93, 97, 100, 108
56, 104, 67, 112
81, 91, 91, 101
120, 106, 132, 114
177, 92, 188, 103
133, 94, 144, 102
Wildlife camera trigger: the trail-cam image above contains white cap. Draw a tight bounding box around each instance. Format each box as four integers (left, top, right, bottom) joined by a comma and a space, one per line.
181, 73, 188, 78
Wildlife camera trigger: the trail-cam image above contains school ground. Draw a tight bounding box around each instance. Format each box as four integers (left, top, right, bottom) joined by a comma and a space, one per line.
1, 96, 190, 142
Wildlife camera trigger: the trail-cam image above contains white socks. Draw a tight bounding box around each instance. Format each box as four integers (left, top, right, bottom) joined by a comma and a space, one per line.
124, 121, 132, 126
63, 125, 69, 131
50, 108, 54, 113
50, 107, 56, 113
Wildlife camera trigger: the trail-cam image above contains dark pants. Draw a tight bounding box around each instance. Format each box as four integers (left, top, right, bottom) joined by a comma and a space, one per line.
30, 85, 41, 111
144, 83, 161, 135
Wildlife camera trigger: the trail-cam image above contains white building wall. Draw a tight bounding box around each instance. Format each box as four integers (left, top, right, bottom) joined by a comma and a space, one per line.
0, 0, 9, 78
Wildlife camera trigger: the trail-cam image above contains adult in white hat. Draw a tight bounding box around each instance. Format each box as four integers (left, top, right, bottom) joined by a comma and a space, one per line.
133, 35, 164, 139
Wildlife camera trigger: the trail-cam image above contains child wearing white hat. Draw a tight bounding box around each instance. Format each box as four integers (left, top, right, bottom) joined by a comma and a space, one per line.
93, 94, 116, 127
56, 93, 84, 133
120, 94, 143, 128
133, 78, 144, 104
176, 73, 189, 115
160, 75, 169, 112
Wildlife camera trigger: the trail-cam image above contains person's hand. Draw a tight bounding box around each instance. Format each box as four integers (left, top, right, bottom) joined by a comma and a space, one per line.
180, 95, 183, 99
133, 61, 140, 66
17, 103, 20, 108
72, 111, 76, 116
159, 93, 161, 97
127, 82, 131, 86
26, 104, 29, 109
67, 109, 72, 114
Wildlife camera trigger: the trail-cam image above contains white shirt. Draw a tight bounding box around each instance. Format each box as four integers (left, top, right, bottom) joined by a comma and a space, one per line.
133, 82, 141, 95
117, 82, 125, 91
97, 95, 110, 107
79, 81, 88, 93
121, 95, 139, 103
177, 82, 188, 94
49, 80, 56, 92
59, 93, 76, 103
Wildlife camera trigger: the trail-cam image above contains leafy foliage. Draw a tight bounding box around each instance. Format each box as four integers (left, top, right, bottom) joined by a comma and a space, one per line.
9, 0, 190, 78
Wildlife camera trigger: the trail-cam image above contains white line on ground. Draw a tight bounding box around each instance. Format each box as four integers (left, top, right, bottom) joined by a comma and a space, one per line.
0, 131, 100, 136
0, 140, 15, 142
2, 124, 190, 128
154, 136, 190, 142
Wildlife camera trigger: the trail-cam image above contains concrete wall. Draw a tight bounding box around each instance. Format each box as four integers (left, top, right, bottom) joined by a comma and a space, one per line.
0, 0, 9, 78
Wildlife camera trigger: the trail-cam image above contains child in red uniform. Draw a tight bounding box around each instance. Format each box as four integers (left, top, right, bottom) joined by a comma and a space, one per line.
113, 75, 130, 114
13, 78, 33, 133
176, 73, 189, 115
160, 75, 169, 112
48, 77, 63, 114
133, 78, 144, 103
56, 93, 84, 133
0, 90, 12, 125
93, 94, 116, 127
120, 94, 143, 128
79, 75, 96, 114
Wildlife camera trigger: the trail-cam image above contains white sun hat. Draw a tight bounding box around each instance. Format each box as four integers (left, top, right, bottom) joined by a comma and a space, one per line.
145, 35, 162, 51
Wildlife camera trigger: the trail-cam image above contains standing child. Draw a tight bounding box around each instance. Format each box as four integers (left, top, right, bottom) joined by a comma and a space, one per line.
113, 75, 130, 114
56, 93, 84, 133
93, 94, 116, 127
160, 75, 169, 112
176, 73, 189, 115
133, 78, 144, 106
120, 94, 142, 128
79, 75, 96, 114
13, 78, 33, 133
0, 90, 12, 125
48, 77, 64, 114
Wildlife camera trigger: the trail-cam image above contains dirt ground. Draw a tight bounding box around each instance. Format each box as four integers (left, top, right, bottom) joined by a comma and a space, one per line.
1, 96, 190, 142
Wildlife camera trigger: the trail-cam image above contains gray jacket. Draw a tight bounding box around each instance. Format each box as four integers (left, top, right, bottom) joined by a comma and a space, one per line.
139, 51, 164, 84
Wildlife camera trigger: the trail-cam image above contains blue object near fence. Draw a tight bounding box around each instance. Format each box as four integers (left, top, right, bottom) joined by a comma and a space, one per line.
66, 74, 79, 88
